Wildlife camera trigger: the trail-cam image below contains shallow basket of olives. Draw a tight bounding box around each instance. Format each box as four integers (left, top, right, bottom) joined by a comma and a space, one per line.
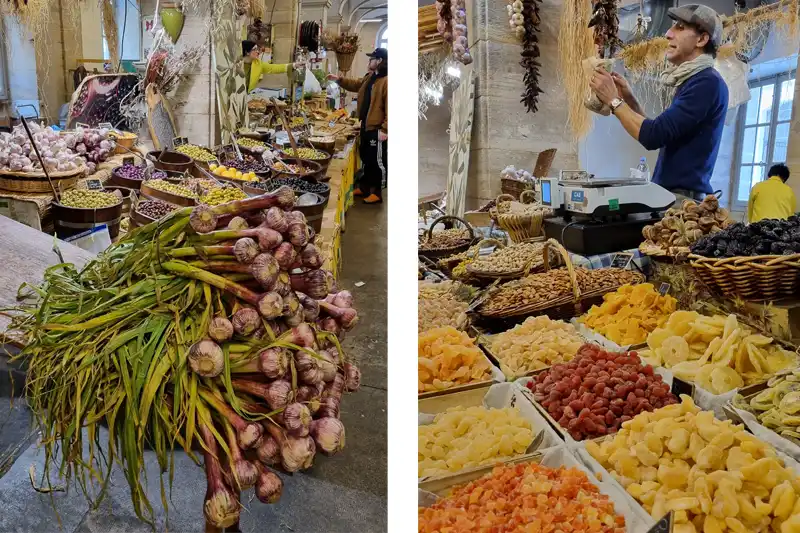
140, 178, 198, 207
268, 158, 323, 181
278, 147, 332, 173
244, 177, 330, 203
130, 198, 178, 227
418, 215, 478, 260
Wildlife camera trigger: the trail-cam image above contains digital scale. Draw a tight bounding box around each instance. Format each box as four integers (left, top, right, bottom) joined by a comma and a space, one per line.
539, 171, 676, 255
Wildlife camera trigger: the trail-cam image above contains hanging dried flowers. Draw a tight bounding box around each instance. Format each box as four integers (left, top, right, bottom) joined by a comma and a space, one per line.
518, 0, 543, 112
588, 0, 623, 58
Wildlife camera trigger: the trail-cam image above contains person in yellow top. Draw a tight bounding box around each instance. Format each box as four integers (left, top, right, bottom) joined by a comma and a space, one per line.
242, 40, 301, 93
747, 164, 796, 223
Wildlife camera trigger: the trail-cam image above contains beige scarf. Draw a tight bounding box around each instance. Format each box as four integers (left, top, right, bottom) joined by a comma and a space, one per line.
661, 54, 716, 104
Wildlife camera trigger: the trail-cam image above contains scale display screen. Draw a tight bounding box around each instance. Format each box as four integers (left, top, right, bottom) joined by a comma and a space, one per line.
541, 181, 551, 205
571, 190, 585, 203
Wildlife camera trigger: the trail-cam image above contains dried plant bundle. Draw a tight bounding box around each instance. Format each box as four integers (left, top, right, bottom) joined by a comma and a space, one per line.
558, 0, 595, 138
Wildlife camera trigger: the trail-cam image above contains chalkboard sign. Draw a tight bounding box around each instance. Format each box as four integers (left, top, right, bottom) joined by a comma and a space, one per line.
85, 179, 103, 190
173, 136, 188, 146
647, 511, 674, 533
610, 252, 634, 269
123, 156, 135, 166
98, 122, 114, 130
659, 283, 671, 296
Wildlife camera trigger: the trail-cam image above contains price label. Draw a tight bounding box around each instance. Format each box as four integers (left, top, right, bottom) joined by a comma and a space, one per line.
610, 252, 634, 269
98, 122, 114, 130
659, 282, 671, 296
85, 179, 103, 190
173, 136, 188, 146
76, 122, 90, 129
608, 198, 620, 211
123, 156, 135, 166
647, 511, 674, 533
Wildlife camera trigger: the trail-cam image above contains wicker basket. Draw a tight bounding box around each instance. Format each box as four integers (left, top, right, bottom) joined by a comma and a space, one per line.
336, 51, 356, 73
500, 177, 532, 200
688, 253, 800, 301
418, 215, 478, 260
478, 239, 645, 320
0, 166, 87, 193
467, 238, 557, 281
493, 191, 549, 244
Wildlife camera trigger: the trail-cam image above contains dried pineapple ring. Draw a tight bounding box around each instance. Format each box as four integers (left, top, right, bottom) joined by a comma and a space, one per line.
709, 366, 743, 394
658, 336, 691, 367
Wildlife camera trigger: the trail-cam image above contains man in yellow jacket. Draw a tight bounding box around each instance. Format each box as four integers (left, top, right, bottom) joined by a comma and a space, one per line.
242, 40, 300, 93
747, 164, 796, 223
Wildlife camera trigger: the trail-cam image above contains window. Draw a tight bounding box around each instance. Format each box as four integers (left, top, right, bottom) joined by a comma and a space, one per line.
376, 24, 388, 50
733, 71, 795, 208
102, 0, 142, 62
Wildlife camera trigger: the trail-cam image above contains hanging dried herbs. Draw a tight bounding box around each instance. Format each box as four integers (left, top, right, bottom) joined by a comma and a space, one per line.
520, 0, 543, 113
588, 0, 623, 58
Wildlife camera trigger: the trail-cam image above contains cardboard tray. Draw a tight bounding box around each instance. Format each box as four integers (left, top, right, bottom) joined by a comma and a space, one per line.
418, 446, 654, 533
418, 383, 563, 483
515, 365, 694, 445
418, 347, 505, 400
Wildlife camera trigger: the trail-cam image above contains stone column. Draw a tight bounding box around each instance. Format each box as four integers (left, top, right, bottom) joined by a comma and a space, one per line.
788, 54, 800, 199
466, 0, 578, 209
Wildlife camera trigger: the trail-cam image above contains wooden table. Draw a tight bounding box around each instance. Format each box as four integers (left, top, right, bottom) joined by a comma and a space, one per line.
0, 214, 95, 343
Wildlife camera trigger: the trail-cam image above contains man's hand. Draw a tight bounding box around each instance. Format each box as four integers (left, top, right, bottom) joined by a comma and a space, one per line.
589, 68, 620, 106
378, 130, 387, 142
611, 73, 633, 100
326, 74, 340, 82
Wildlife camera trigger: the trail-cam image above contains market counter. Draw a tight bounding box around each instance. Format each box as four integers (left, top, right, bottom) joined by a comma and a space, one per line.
0, 214, 95, 344
318, 139, 357, 279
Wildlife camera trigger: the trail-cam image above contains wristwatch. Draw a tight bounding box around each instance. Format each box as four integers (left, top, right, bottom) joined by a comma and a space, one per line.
610, 98, 625, 114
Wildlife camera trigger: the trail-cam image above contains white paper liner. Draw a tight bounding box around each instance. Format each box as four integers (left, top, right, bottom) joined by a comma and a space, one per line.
418, 445, 652, 533
570, 319, 635, 352
728, 404, 800, 472
418, 383, 562, 478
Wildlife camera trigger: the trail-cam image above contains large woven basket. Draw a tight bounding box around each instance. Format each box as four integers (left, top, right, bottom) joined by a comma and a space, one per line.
418, 215, 478, 260
500, 178, 532, 200
478, 239, 644, 320
493, 191, 549, 244
0, 166, 87, 193
688, 253, 800, 301
466, 238, 555, 281
336, 51, 356, 73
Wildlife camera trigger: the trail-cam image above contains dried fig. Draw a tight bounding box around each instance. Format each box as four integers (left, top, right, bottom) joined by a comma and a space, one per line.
721, 218, 736, 229
686, 229, 703, 242
681, 199, 697, 211
702, 194, 719, 211
698, 216, 715, 230
662, 217, 679, 231
714, 208, 730, 223
684, 221, 699, 231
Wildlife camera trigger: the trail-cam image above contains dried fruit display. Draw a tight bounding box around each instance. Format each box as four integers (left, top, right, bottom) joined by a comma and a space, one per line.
586, 395, 800, 532
489, 316, 583, 376
528, 344, 678, 440
643, 312, 796, 394
479, 267, 641, 315
419, 462, 627, 533
736, 369, 800, 444
418, 284, 470, 333
418, 406, 533, 478
579, 283, 677, 346
692, 216, 800, 257
642, 195, 734, 251
418, 326, 492, 393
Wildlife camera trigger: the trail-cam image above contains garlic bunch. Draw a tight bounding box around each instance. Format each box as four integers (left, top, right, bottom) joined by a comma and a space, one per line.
451, 0, 472, 65
501, 165, 533, 182
0, 123, 83, 173
507, 0, 525, 38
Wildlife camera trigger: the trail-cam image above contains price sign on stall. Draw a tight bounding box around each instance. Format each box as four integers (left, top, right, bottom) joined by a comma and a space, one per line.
608, 198, 620, 211
173, 137, 188, 147
646, 512, 674, 533
98, 122, 114, 130
610, 252, 634, 269
85, 179, 104, 190
659, 282, 671, 296
76, 122, 90, 129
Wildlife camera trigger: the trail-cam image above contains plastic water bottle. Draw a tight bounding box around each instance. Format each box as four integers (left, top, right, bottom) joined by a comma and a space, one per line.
636, 157, 650, 182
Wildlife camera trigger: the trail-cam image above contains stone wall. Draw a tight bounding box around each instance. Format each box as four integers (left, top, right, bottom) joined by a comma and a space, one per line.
466, 0, 579, 209
418, 88, 451, 199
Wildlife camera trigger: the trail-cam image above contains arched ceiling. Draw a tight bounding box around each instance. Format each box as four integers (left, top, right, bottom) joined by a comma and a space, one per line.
330, 0, 387, 27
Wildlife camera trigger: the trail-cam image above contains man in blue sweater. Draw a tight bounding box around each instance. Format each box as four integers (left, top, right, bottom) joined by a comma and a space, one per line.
589, 4, 729, 203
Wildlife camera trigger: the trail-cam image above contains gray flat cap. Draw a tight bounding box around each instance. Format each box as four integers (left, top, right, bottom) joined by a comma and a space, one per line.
667, 4, 723, 48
